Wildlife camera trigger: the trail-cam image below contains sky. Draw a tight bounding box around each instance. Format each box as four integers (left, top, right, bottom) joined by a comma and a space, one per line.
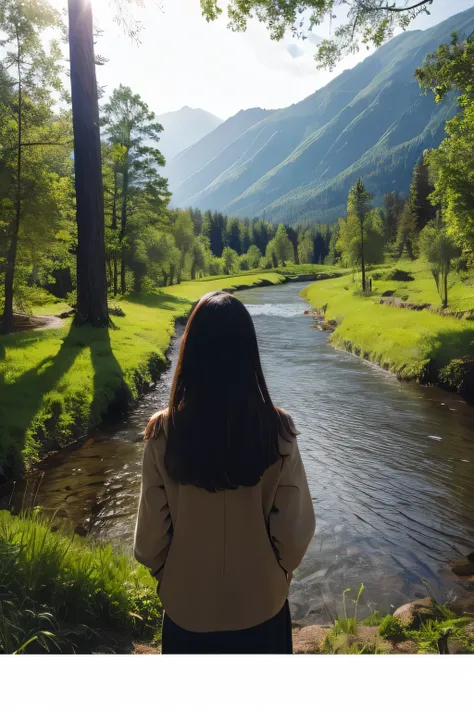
51, 0, 474, 121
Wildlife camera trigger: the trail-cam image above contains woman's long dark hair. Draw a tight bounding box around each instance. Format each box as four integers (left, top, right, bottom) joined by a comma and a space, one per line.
145, 291, 296, 492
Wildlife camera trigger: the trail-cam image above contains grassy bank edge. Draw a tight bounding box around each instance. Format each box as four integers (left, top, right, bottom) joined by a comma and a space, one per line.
0, 273, 285, 482
300, 277, 474, 401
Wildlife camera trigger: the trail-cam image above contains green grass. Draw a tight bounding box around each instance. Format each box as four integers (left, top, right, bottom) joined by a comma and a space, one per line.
360, 610, 385, 626
274, 264, 349, 277
0, 272, 284, 480
371, 259, 474, 313
301, 260, 474, 386
0, 510, 161, 654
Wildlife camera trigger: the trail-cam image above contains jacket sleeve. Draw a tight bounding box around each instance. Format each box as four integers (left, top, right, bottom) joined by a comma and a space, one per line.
134, 439, 172, 582
269, 436, 315, 576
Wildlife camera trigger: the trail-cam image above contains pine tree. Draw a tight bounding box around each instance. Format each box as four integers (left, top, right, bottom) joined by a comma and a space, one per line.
102, 85, 168, 294
347, 178, 372, 292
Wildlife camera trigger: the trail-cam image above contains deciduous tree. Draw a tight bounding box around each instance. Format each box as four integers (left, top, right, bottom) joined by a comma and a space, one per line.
201, 0, 436, 70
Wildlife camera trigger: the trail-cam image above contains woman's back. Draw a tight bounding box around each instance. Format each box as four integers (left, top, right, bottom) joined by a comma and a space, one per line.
135, 409, 315, 633
134, 291, 315, 652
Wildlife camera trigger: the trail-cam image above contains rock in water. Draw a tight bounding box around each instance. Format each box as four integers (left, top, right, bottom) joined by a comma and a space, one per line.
393, 597, 436, 629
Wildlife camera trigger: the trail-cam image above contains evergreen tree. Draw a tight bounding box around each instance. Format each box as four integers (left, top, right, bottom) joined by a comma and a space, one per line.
396, 201, 418, 259
210, 211, 225, 257
383, 192, 405, 244
102, 85, 168, 294
286, 226, 299, 264
225, 217, 241, 254
410, 161, 436, 234
347, 178, 372, 292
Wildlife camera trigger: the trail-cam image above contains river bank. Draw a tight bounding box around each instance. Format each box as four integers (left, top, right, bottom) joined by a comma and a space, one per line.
2, 508, 472, 655
301, 260, 474, 402
0, 273, 286, 483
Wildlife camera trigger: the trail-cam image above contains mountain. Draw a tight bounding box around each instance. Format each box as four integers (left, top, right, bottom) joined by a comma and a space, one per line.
157, 106, 222, 163
168, 8, 474, 224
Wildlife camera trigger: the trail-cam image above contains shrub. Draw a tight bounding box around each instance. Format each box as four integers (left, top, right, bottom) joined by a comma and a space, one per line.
379, 615, 406, 640
382, 268, 414, 282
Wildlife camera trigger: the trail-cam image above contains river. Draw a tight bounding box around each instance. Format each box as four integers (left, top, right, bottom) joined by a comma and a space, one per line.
26, 281, 474, 623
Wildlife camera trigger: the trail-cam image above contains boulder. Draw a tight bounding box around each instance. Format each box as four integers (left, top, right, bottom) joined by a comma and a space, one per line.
393, 597, 436, 629
449, 594, 474, 618
451, 560, 474, 577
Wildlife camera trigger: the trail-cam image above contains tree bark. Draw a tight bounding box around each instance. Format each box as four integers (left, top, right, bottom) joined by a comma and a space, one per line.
113, 252, 118, 296
119, 155, 129, 295
1, 32, 22, 335
68, 0, 109, 327
443, 268, 448, 308
121, 245, 126, 295
360, 217, 366, 293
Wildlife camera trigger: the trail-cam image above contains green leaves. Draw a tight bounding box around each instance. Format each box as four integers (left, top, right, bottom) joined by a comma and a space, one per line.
200, 1, 434, 70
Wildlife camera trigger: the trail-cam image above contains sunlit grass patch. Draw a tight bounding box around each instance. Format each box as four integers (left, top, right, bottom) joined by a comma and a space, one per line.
0, 510, 161, 654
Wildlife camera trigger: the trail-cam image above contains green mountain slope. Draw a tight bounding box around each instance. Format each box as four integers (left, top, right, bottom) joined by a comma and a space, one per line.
168, 7, 474, 223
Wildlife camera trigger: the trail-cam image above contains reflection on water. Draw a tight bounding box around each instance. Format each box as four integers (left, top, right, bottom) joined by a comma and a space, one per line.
26, 282, 474, 623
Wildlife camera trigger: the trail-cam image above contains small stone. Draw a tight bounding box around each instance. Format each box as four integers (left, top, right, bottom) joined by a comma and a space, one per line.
292, 624, 331, 654
74, 525, 88, 537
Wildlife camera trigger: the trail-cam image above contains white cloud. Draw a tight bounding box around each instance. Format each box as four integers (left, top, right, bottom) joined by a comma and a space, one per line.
48, 0, 473, 120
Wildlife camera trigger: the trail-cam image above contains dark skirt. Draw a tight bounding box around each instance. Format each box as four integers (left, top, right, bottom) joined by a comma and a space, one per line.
162, 601, 293, 655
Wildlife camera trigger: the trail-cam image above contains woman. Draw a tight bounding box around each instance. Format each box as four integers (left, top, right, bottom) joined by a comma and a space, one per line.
134, 291, 315, 654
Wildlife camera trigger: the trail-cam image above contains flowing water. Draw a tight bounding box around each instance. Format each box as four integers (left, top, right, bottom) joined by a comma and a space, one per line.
25, 281, 474, 623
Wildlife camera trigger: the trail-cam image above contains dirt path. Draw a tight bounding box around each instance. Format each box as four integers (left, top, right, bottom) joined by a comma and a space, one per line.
11, 312, 65, 332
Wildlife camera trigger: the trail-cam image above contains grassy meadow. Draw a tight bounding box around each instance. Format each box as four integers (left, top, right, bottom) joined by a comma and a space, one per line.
302, 259, 474, 388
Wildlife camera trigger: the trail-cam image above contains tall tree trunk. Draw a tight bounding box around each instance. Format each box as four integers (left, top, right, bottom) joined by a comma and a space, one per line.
443, 268, 448, 309
68, 0, 109, 327
121, 246, 126, 295
360, 218, 366, 293
113, 252, 118, 296
119, 156, 129, 295
1, 33, 22, 335
106, 257, 112, 288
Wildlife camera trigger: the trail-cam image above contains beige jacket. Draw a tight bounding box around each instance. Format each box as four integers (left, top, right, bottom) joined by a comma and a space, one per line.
134, 412, 315, 633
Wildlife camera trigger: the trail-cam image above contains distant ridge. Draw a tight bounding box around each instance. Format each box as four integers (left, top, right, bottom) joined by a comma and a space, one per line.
167, 7, 474, 224
157, 106, 222, 163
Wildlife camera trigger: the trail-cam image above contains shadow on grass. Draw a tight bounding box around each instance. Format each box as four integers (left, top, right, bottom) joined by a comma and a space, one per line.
125, 292, 189, 310
0, 324, 127, 483
429, 326, 474, 368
